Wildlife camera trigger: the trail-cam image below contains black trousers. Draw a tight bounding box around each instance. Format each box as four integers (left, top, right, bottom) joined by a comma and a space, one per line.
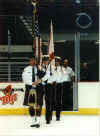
45, 83, 54, 122
62, 82, 73, 110
54, 83, 63, 119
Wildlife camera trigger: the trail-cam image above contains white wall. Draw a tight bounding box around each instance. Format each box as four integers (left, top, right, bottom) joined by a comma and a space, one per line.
78, 82, 100, 108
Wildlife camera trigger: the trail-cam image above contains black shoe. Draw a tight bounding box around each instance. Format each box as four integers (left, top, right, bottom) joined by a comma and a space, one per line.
50, 116, 52, 121
30, 124, 40, 128
46, 121, 50, 124
56, 118, 60, 121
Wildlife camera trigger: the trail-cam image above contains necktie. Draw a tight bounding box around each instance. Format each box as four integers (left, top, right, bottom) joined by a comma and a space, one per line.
32, 67, 35, 82
50, 64, 52, 76
55, 66, 57, 71
45, 65, 46, 72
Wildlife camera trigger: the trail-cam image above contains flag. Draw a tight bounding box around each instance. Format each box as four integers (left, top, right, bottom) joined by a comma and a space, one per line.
33, 7, 42, 65
48, 20, 55, 65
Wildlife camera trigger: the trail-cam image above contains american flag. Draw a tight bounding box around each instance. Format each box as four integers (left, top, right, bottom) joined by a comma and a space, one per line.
33, 13, 42, 65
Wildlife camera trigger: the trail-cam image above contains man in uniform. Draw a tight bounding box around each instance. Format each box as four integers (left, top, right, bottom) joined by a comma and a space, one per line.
41, 55, 55, 124
53, 56, 63, 121
62, 59, 75, 110
22, 56, 44, 128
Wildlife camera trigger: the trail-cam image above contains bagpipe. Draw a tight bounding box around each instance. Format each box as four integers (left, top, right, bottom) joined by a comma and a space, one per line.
28, 86, 38, 116
28, 87, 37, 107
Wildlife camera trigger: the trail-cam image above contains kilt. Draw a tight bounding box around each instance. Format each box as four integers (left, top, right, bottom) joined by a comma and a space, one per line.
23, 84, 44, 106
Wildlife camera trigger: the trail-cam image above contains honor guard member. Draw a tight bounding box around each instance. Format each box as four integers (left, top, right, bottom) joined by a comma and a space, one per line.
62, 59, 75, 109
41, 55, 50, 73
22, 56, 45, 128
53, 56, 63, 121
41, 55, 56, 124
62, 59, 75, 82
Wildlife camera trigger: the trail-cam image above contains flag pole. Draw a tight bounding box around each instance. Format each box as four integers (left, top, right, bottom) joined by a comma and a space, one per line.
32, 0, 37, 57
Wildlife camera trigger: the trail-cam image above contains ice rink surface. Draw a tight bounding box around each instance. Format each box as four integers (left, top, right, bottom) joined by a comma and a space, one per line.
0, 115, 99, 136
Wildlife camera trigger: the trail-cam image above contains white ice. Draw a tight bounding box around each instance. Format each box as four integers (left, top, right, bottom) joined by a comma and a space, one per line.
0, 115, 99, 136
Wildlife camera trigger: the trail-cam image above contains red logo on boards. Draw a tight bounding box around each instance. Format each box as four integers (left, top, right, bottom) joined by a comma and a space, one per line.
0, 85, 17, 105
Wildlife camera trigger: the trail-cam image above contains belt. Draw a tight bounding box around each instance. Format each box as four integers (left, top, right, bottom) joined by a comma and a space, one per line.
63, 81, 71, 83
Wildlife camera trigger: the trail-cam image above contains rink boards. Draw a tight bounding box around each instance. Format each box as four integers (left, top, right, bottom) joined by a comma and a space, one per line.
0, 82, 100, 115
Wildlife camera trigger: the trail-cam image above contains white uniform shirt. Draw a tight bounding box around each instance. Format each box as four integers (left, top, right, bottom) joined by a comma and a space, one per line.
62, 66, 75, 82
54, 66, 63, 83
22, 65, 38, 85
42, 64, 56, 83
